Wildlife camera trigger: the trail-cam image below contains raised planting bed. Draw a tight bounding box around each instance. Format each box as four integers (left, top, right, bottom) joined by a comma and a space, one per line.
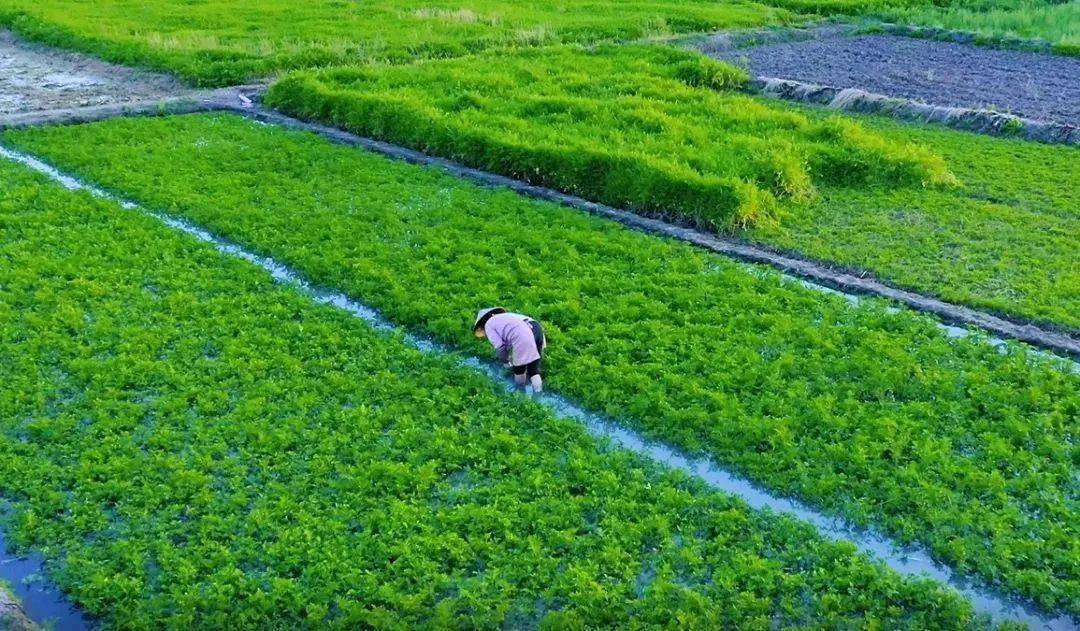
754, 0, 1078, 52
263, 43, 1079, 331
877, 0, 1079, 54
7, 112, 1076, 619
266, 44, 955, 230
0, 153, 988, 629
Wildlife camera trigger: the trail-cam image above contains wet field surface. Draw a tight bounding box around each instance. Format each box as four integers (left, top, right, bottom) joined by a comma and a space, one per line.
0, 30, 183, 114
709, 34, 1080, 124
0, 532, 92, 630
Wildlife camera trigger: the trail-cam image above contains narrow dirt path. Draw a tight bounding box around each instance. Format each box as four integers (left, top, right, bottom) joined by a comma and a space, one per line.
0, 587, 36, 631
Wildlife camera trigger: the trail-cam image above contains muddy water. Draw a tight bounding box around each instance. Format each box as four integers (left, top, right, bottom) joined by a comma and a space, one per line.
2, 144, 1074, 629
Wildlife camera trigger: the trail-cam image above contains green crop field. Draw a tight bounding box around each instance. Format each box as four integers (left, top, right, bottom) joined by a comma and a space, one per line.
267, 44, 953, 230
0, 153, 992, 629
747, 113, 1080, 331
4, 0, 1071, 89
6, 113, 1076, 618
0, 0, 790, 86
2, 0, 1078, 626
266, 45, 1079, 331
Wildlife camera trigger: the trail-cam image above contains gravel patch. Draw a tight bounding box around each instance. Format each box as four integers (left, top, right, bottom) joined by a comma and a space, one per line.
0, 30, 185, 114
708, 34, 1080, 124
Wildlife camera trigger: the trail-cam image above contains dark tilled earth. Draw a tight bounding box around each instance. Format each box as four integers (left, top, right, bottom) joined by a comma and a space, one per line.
711, 34, 1080, 124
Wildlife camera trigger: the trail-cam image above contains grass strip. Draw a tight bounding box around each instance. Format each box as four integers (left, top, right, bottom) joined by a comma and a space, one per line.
0, 150, 993, 629
5, 113, 1076, 618
264, 43, 1079, 331
0, 0, 790, 87
756, 0, 1078, 51
877, 0, 1079, 53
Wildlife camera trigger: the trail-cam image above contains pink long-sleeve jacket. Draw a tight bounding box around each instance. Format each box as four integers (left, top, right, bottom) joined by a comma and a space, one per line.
484, 312, 543, 366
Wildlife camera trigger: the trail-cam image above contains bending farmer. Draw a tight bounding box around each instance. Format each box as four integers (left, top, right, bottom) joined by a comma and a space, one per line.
473, 307, 546, 392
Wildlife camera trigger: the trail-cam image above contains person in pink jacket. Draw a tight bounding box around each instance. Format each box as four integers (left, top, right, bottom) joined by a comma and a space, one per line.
473, 307, 546, 392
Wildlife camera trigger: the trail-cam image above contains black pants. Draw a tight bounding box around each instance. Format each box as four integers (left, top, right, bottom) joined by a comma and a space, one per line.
512, 320, 545, 378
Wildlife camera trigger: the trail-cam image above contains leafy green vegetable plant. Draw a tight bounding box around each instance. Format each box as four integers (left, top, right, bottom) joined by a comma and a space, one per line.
744, 109, 1080, 331
0, 155, 989, 629
263, 42, 1080, 330
7, 113, 1075, 618
265, 42, 1079, 330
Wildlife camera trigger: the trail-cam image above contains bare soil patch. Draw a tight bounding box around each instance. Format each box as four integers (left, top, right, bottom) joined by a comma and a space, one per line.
0, 30, 184, 114
705, 33, 1080, 125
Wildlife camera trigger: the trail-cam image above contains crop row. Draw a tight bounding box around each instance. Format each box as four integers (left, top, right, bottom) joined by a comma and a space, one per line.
879, 0, 1080, 54
746, 112, 1080, 331
0, 152, 993, 629
266, 42, 1080, 331
860, 0, 1078, 52
6, 113, 1075, 618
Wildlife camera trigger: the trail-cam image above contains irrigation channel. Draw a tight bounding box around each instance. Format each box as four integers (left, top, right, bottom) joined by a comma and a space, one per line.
0, 531, 91, 629
2, 144, 1076, 630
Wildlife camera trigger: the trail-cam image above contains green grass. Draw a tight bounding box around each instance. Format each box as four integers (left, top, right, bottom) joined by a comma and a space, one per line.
266, 44, 955, 230
0, 0, 791, 86
757, 0, 925, 14
6, 113, 1076, 618
0, 0, 1072, 88
746, 112, 1080, 331
265, 43, 1078, 330
881, 0, 1080, 52
0, 579, 16, 603
0, 150, 992, 629
756, 0, 1079, 50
